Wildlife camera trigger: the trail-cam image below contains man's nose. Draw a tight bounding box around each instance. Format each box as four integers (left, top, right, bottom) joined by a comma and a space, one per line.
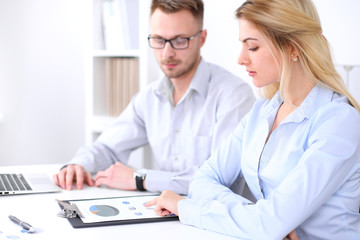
162, 41, 176, 58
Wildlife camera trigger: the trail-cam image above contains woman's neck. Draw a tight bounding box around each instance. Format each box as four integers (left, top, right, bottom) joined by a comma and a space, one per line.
282, 65, 315, 107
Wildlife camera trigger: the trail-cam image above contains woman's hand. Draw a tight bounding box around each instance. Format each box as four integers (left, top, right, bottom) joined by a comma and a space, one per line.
145, 190, 185, 216
283, 230, 299, 240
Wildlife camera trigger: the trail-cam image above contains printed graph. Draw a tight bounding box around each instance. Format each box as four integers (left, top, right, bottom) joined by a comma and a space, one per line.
89, 205, 120, 217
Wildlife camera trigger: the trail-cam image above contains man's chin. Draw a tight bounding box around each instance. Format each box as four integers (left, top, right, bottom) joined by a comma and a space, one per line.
162, 69, 181, 79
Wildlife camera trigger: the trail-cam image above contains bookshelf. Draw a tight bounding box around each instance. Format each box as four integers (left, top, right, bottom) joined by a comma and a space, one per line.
86, 0, 159, 168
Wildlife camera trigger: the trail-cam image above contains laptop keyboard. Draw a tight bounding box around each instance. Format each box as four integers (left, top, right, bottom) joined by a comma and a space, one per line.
0, 174, 32, 192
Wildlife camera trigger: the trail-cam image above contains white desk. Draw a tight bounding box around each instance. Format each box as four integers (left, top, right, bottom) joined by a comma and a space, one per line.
0, 164, 239, 240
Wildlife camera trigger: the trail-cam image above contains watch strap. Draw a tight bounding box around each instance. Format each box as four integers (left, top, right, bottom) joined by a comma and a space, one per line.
135, 175, 146, 191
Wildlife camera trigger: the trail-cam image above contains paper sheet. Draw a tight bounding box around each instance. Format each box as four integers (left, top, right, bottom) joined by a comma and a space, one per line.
69, 195, 164, 224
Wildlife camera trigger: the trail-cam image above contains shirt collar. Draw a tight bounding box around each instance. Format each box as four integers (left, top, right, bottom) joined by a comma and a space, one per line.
187, 58, 210, 100
153, 58, 209, 102
153, 74, 173, 103
261, 84, 334, 122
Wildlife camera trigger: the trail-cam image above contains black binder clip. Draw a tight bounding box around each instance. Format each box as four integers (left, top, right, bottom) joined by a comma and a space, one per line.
56, 199, 84, 219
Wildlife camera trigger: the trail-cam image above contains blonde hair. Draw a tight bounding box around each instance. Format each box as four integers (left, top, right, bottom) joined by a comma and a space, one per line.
235, 0, 360, 113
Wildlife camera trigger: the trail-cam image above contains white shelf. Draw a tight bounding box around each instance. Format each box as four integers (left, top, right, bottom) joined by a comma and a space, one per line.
92, 49, 140, 58
85, 0, 156, 144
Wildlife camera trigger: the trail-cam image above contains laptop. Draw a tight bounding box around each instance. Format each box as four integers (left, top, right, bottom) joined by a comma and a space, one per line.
0, 173, 61, 195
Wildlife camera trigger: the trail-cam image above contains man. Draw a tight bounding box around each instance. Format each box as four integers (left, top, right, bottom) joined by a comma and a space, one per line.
53, 0, 255, 195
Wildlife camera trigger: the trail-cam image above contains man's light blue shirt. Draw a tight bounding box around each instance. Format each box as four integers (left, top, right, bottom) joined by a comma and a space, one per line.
179, 85, 360, 239
67, 59, 255, 194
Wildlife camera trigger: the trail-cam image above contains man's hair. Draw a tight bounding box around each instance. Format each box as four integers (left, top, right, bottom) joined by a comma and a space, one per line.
150, 0, 204, 28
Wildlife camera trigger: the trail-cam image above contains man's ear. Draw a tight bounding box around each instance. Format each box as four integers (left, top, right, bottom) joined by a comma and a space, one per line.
200, 29, 207, 47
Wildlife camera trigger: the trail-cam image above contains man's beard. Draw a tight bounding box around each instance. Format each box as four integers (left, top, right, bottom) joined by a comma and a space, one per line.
161, 57, 197, 79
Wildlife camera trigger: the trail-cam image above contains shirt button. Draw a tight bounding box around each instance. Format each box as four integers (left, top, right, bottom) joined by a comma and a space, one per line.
174, 157, 179, 161
175, 129, 179, 133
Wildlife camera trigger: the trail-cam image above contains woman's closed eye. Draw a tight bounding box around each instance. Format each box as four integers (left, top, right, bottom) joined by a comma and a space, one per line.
248, 46, 259, 51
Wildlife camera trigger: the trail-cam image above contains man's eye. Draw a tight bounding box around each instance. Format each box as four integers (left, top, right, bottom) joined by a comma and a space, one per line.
173, 38, 187, 45
154, 38, 165, 44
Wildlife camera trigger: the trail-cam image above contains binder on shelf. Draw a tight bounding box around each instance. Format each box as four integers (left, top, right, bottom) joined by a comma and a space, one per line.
105, 58, 113, 116
105, 57, 139, 117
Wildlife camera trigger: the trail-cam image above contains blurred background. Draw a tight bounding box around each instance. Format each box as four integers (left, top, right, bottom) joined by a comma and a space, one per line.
0, 0, 359, 166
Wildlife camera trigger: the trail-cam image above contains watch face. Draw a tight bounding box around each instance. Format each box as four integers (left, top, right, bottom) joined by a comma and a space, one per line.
136, 169, 147, 177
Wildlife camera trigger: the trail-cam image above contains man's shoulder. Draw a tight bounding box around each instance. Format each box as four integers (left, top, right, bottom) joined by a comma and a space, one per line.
203, 62, 251, 95
206, 62, 246, 86
136, 79, 162, 96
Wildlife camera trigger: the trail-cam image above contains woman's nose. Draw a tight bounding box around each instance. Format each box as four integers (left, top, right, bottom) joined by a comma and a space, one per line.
237, 50, 249, 66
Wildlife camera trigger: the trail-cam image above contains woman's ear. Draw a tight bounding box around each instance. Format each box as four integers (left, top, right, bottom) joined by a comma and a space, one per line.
289, 46, 299, 62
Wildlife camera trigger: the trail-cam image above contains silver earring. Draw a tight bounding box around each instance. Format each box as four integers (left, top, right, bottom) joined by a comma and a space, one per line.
291, 53, 298, 62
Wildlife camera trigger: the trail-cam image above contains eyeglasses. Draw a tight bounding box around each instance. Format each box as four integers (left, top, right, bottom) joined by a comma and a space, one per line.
148, 30, 202, 49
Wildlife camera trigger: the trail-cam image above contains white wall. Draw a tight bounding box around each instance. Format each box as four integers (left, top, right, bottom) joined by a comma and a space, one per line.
202, 1, 249, 87
0, 0, 88, 165
202, 0, 360, 102
0, 0, 359, 166
314, 0, 360, 103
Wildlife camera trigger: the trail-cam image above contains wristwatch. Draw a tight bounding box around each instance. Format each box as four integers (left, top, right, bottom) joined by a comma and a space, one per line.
134, 169, 147, 191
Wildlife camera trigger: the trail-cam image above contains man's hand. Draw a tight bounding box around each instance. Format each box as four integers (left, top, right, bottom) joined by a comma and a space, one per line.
53, 164, 94, 190
145, 190, 185, 216
94, 162, 136, 190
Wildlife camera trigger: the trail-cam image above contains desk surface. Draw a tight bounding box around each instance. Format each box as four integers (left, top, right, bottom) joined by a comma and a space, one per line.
0, 164, 238, 240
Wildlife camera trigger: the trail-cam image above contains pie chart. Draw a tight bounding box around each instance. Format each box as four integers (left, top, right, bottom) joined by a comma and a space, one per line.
89, 205, 120, 217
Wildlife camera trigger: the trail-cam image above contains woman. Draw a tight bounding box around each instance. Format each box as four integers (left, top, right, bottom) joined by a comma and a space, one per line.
146, 0, 360, 239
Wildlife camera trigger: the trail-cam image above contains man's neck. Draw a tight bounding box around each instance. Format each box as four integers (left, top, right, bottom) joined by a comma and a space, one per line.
171, 78, 191, 106
170, 58, 201, 106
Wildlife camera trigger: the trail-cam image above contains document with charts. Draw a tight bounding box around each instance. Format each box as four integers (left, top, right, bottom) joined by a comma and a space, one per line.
69, 195, 174, 224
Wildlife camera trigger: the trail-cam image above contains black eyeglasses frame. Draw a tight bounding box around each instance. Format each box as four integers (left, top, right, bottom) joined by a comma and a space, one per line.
147, 30, 203, 50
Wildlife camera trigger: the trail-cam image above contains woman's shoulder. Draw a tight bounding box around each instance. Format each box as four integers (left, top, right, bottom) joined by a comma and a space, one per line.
314, 92, 360, 123
308, 92, 360, 143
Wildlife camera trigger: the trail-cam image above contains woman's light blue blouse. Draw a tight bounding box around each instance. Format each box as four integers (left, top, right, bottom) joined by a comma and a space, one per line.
179, 85, 360, 240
